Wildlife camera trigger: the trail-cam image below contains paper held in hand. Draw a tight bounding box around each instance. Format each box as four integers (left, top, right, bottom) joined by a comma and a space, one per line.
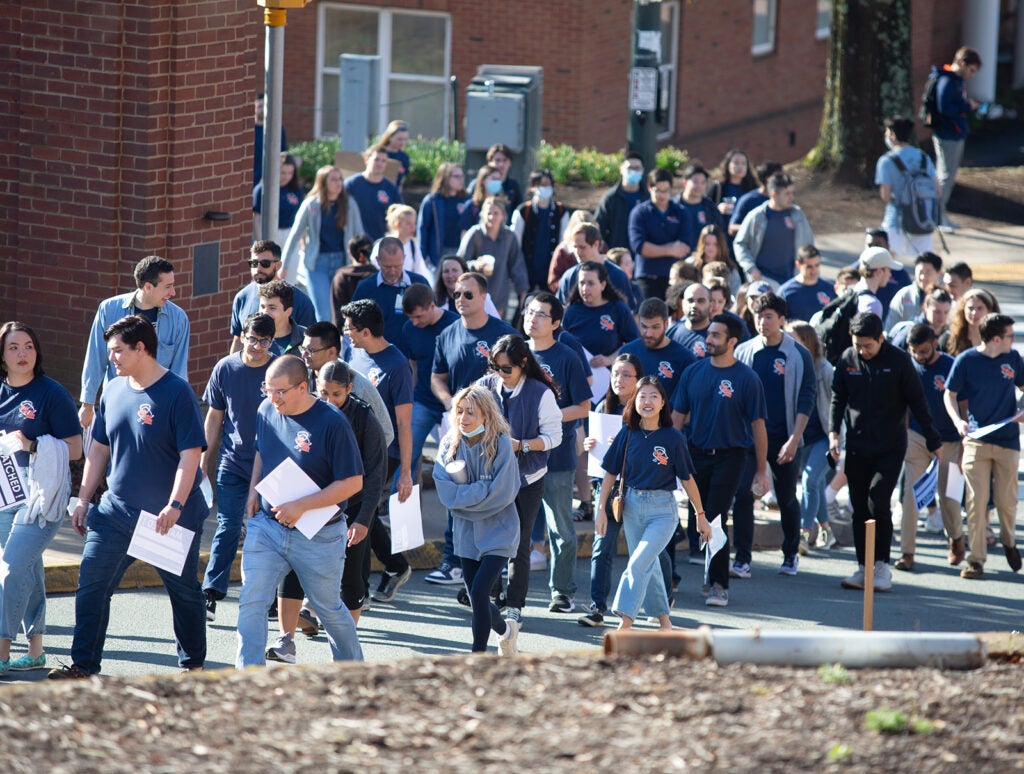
389, 484, 424, 553
587, 412, 623, 478
127, 510, 195, 577
255, 458, 341, 539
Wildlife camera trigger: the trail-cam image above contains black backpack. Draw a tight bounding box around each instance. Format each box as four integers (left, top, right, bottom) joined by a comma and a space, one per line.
887, 151, 940, 235
918, 70, 940, 129
815, 289, 864, 366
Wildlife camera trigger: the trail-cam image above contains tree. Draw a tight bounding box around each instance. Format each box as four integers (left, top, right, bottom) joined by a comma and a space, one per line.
806, 0, 914, 184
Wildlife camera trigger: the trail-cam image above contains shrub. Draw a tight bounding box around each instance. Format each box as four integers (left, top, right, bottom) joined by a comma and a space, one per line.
656, 145, 689, 176
288, 136, 465, 187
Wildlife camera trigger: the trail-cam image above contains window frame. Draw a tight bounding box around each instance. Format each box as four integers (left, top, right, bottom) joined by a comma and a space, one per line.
815, 0, 832, 41
656, 0, 680, 141
751, 0, 778, 57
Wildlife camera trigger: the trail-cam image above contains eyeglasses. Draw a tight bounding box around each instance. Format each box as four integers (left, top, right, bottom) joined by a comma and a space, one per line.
244, 336, 273, 348
260, 382, 304, 399
249, 259, 277, 269
489, 363, 515, 375
524, 309, 551, 320
452, 290, 475, 300
299, 345, 329, 357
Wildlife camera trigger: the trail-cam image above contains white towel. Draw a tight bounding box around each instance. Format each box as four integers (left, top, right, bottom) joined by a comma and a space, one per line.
19, 435, 71, 528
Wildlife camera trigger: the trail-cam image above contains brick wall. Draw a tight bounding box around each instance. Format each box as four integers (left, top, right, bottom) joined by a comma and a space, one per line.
1, 1, 258, 399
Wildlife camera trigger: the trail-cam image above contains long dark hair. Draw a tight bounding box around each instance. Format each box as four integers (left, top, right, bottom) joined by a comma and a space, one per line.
0, 321, 44, 379
566, 261, 627, 306
622, 376, 672, 430
490, 334, 560, 399
281, 153, 302, 193
434, 254, 469, 307
716, 149, 758, 193
603, 353, 643, 414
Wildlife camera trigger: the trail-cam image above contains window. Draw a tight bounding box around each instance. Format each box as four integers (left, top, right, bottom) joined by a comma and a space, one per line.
816, 0, 832, 40
751, 0, 777, 56
655, 0, 679, 140
316, 4, 451, 140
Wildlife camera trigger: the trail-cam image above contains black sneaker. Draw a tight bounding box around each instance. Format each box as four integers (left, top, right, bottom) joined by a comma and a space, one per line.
549, 594, 575, 613
456, 587, 471, 607
267, 600, 278, 620
204, 590, 218, 622
577, 607, 604, 627
47, 663, 90, 680
372, 566, 412, 603
1004, 543, 1022, 572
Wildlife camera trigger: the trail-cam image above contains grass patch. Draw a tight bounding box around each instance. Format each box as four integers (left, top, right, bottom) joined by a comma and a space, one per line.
864, 707, 936, 735
817, 663, 854, 684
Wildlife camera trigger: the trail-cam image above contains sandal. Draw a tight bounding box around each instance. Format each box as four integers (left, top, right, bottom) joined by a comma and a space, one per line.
572, 504, 593, 522
894, 554, 914, 572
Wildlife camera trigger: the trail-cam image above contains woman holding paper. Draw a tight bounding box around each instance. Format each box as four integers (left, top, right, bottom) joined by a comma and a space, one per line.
596, 376, 709, 632
0, 322, 82, 675
432, 386, 522, 655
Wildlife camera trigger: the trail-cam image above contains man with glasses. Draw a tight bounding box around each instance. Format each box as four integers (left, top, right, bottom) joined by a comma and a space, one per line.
235, 355, 364, 667
198, 313, 277, 621
229, 241, 314, 354
351, 236, 430, 344
628, 168, 693, 301
425, 272, 518, 585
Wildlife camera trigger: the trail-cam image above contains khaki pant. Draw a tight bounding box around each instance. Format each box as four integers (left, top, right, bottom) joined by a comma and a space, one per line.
962, 439, 1020, 566
900, 432, 963, 554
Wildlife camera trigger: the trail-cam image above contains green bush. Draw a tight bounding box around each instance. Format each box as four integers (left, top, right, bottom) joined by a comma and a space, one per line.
288, 136, 465, 187
287, 137, 340, 188
656, 145, 689, 176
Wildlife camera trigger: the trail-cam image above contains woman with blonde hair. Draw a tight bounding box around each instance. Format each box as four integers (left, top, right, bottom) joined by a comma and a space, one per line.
947, 287, 1001, 356
417, 162, 470, 269
379, 119, 411, 189
282, 165, 365, 322
369, 203, 432, 280
459, 164, 504, 233
432, 386, 522, 655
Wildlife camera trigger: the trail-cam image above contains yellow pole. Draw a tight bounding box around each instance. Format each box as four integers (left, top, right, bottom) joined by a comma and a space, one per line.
863, 519, 876, 631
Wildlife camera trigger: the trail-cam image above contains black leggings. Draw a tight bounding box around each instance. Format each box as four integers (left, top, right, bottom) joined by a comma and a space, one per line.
461, 555, 509, 652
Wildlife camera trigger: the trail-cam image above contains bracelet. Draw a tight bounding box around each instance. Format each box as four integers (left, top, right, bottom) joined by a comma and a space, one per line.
695, 510, 705, 515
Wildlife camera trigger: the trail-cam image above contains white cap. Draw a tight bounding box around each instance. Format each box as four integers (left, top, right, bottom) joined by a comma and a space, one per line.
858, 246, 902, 271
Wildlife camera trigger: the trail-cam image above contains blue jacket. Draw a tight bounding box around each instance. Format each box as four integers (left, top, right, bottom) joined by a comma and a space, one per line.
932, 65, 972, 141
478, 373, 562, 485
281, 195, 365, 278
80, 292, 189, 404
417, 192, 471, 268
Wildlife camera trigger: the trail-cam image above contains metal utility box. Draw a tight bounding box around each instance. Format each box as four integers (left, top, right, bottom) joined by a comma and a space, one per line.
339, 54, 381, 151
464, 65, 543, 194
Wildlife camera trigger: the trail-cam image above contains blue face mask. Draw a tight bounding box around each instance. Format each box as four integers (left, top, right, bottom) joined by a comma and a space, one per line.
536, 185, 553, 201
461, 423, 486, 438
485, 179, 504, 195
625, 170, 644, 186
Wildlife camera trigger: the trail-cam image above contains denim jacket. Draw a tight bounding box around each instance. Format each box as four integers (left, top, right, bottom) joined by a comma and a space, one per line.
281, 195, 365, 278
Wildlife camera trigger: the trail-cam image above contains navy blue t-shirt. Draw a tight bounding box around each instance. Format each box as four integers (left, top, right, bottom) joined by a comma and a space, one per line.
351, 271, 432, 344
911, 353, 959, 443
231, 282, 315, 337
256, 397, 363, 515
602, 426, 693, 490
561, 300, 639, 357
253, 184, 303, 230
319, 199, 345, 253
387, 149, 411, 189
557, 261, 637, 312
730, 190, 766, 229
672, 359, 766, 450
0, 375, 80, 469
619, 338, 696, 399
344, 174, 402, 241
803, 405, 827, 444
349, 344, 414, 459
628, 200, 695, 279
667, 322, 710, 359
532, 340, 592, 472
751, 345, 789, 441
947, 348, 1024, 450
433, 317, 519, 393
202, 352, 275, 480
553, 330, 594, 378
756, 208, 797, 284
92, 372, 207, 529
399, 309, 458, 412
778, 278, 836, 322
677, 198, 723, 249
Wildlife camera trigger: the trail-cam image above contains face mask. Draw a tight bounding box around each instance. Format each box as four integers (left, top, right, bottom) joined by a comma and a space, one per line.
626, 170, 644, 186
536, 185, 553, 201
461, 423, 486, 438
485, 179, 503, 195
883, 135, 894, 150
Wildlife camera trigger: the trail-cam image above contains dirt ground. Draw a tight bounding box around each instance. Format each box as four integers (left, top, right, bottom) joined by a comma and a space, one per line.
4, 653, 1023, 772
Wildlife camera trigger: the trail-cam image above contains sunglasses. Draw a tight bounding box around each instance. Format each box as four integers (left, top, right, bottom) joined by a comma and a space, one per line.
249, 259, 277, 269
452, 290, 475, 300
489, 363, 515, 375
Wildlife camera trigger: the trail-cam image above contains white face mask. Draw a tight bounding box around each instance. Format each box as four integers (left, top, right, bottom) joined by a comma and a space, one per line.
536, 186, 553, 201
461, 423, 486, 438
884, 134, 894, 150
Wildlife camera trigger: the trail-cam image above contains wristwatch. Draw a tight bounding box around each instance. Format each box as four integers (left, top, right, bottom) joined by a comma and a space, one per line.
168, 500, 184, 511
522, 440, 531, 454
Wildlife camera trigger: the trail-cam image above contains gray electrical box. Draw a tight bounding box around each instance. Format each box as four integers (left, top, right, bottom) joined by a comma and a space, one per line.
464, 65, 543, 192
339, 54, 381, 151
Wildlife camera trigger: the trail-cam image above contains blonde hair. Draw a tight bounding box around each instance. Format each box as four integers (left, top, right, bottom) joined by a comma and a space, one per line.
441, 385, 509, 467
386, 203, 417, 230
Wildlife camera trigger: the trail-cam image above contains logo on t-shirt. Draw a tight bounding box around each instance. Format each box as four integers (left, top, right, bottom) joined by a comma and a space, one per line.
693, 341, 707, 358
652, 446, 669, 466
816, 292, 830, 305
932, 374, 946, 391
294, 431, 312, 453
657, 362, 674, 380
784, 217, 794, 230
718, 380, 734, 398
599, 315, 615, 332
697, 212, 707, 226
377, 190, 391, 206
368, 367, 383, 387
285, 192, 300, 206
137, 404, 154, 425
1000, 364, 1015, 380
539, 363, 554, 379
475, 341, 491, 359
18, 401, 36, 420
773, 358, 786, 376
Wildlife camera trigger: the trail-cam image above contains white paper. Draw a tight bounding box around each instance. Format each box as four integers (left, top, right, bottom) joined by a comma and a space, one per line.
582, 347, 611, 404
945, 462, 965, 502
127, 510, 195, 577
0, 433, 28, 509
912, 458, 939, 512
389, 485, 424, 553
255, 458, 341, 540
587, 412, 623, 477
966, 414, 1019, 440
702, 515, 728, 584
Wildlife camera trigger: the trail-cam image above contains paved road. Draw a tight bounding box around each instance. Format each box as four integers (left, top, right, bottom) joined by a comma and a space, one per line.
8, 523, 1023, 685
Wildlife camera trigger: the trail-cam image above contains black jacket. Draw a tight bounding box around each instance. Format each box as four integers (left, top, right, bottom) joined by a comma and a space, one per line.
595, 181, 647, 250
341, 394, 388, 527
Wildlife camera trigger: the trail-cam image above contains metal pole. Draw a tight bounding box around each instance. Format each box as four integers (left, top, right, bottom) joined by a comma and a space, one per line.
627, 0, 661, 172
863, 519, 876, 631
261, 7, 286, 242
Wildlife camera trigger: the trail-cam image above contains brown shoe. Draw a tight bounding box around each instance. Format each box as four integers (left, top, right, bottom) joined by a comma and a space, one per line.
894, 554, 914, 572
47, 663, 91, 680
960, 561, 984, 580
948, 536, 965, 566
1004, 544, 1022, 572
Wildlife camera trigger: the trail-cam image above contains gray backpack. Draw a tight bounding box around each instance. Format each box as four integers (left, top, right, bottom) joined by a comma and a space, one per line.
888, 151, 940, 235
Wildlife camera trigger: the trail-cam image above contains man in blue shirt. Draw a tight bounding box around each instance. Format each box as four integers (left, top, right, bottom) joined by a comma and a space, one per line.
351, 237, 431, 344
52, 316, 208, 679
675, 162, 725, 249
621, 298, 697, 399
930, 47, 982, 232
229, 241, 314, 354
199, 313, 276, 622
875, 116, 940, 257
778, 245, 836, 322
667, 282, 712, 359
734, 173, 814, 286
557, 222, 637, 312
344, 146, 402, 241
672, 314, 769, 609
628, 168, 693, 302
728, 161, 781, 238
944, 313, 1024, 580
79, 255, 190, 429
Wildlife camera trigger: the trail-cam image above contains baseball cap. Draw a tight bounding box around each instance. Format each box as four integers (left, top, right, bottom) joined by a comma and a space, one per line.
746, 280, 774, 298
858, 246, 902, 271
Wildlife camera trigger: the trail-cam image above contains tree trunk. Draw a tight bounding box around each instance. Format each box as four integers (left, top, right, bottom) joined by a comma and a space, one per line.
806, 0, 914, 184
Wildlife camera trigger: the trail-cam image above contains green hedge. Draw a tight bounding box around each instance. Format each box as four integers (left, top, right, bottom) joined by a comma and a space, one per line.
287, 136, 465, 187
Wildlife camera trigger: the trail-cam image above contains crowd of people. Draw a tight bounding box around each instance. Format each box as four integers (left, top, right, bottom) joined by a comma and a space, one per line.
1, 46, 1018, 674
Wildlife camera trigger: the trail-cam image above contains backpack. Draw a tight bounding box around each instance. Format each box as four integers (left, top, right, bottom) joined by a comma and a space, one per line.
815, 289, 864, 366
918, 71, 940, 128
887, 151, 940, 235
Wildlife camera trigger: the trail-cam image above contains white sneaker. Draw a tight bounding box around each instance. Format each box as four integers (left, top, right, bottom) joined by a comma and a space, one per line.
818, 525, 837, 549
873, 561, 893, 591
529, 549, 547, 571
841, 565, 865, 590
705, 583, 729, 607
424, 563, 463, 585
498, 618, 519, 656
924, 510, 944, 534
729, 561, 752, 579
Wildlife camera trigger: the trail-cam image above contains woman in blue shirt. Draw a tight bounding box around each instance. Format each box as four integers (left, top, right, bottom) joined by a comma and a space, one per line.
597, 377, 709, 631
253, 153, 304, 247
379, 120, 411, 190
562, 261, 639, 367
0, 323, 82, 675
418, 163, 470, 270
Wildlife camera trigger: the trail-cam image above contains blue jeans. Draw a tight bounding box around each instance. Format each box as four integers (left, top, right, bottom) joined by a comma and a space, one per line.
541, 470, 578, 597
589, 481, 621, 612
799, 437, 830, 530
72, 496, 206, 673
235, 513, 362, 667
410, 402, 443, 483
0, 513, 63, 641
612, 489, 677, 620
202, 469, 249, 599
308, 250, 345, 323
